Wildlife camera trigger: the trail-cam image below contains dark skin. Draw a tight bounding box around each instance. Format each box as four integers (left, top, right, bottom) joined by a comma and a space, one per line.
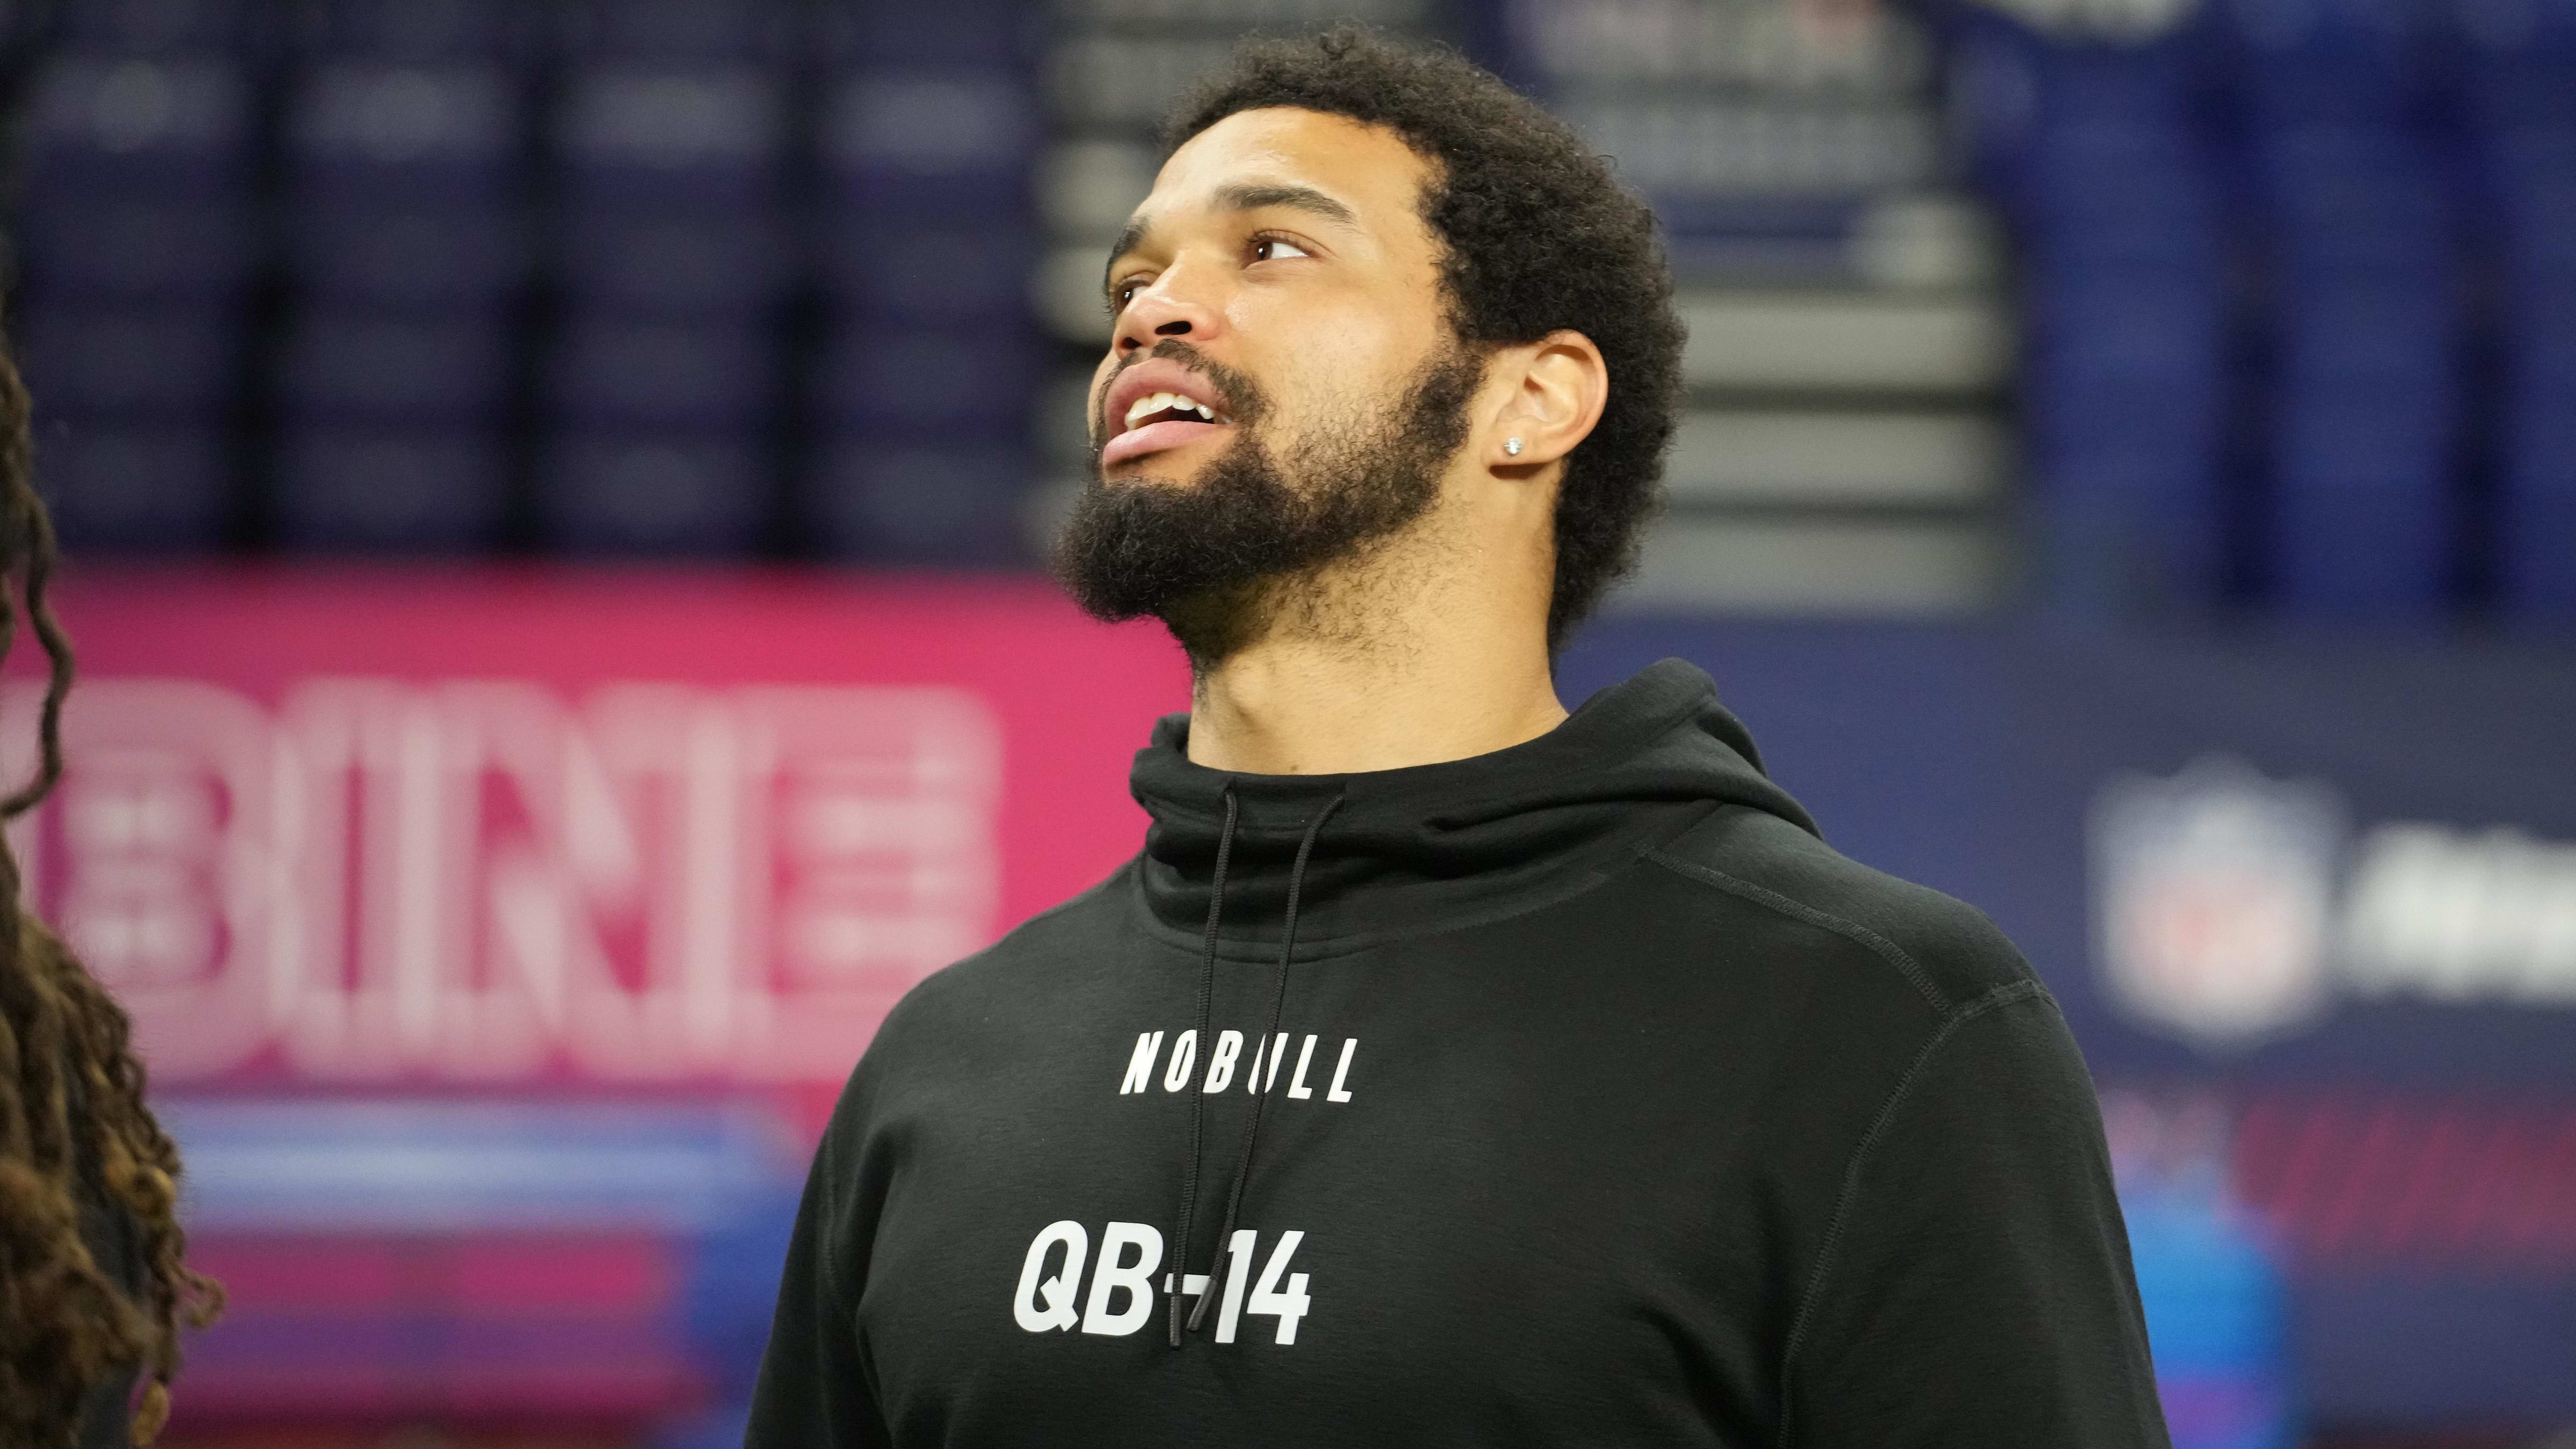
1088, 107, 1611, 775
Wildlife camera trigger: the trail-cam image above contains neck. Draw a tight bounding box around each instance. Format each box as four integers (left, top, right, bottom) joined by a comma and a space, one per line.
1181, 529, 1568, 777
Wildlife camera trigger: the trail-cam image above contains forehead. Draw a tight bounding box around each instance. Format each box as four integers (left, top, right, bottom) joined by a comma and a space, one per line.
1145, 106, 1437, 240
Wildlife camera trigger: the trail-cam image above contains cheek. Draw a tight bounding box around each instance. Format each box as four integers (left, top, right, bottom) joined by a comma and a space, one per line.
1233, 313, 1418, 434
1229, 282, 1411, 367
1279, 355, 1426, 453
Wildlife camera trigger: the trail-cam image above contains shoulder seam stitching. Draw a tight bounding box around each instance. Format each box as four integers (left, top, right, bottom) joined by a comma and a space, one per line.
1768, 977, 2046, 1448
1641, 846, 1952, 1013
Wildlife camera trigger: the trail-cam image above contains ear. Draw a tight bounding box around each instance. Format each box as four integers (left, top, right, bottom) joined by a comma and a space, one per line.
1483, 330, 1608, 473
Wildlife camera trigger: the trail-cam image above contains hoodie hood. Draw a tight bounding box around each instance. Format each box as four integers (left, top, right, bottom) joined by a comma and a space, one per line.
1128, 657, 1825, 1346
1128, 658, 1819, 955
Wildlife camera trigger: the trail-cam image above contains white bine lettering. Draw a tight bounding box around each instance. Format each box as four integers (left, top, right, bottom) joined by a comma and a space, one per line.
1118, 1030, 1358, 1103
0, 678, 1001, 1083
1012, 1220, 1312, 1345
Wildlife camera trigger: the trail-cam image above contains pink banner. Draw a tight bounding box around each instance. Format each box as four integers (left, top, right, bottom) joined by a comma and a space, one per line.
4, 565, 1190, 1091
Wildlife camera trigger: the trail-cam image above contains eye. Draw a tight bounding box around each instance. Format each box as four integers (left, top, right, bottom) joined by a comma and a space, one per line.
1251, 235, 1312, 263
1107, 276, 1148, 316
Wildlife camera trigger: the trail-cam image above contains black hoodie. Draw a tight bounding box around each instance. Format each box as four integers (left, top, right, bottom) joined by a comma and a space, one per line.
748, 661, 2171, 1447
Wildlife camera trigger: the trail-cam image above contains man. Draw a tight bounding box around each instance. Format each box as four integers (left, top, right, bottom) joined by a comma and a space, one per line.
750, 28, 2171, 1448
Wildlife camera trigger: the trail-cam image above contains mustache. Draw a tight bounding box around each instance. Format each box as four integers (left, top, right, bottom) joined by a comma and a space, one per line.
1090, 340, 1265, 447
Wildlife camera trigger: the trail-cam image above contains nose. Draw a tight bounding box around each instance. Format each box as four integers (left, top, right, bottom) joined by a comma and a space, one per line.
1113, 275, 1225, 357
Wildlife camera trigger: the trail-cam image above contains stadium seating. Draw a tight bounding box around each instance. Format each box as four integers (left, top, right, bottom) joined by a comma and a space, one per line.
1952, 5, 2234, 616
2227, 0, 2463, 616
14, 0, 259, 550
272, 0, 529, 549
537, 0, 797, 557
2462, 0, 2576, 616
3, 0, 2564, 592
805, 2, 1038, 564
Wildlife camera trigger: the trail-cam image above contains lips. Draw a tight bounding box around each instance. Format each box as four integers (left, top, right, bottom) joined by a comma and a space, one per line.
1100, 358, 1234, 469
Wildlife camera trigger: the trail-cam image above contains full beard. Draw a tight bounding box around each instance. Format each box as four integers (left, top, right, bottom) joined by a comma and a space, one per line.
1051, 340, 1485, 668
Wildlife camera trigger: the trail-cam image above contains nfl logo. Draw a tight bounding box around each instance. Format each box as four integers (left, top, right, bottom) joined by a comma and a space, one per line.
2089, 758, 2345, 1050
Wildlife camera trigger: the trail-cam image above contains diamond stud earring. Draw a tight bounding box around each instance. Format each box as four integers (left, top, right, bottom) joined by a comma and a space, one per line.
1504, 437, 1525, 457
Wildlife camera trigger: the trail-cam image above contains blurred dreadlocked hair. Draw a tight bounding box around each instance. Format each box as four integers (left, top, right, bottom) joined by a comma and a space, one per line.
0, 346, 221, 1446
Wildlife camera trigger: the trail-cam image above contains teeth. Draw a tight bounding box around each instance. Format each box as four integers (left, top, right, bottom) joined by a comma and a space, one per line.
1120, 386, 1225, 433
1124, 392, 1168, 430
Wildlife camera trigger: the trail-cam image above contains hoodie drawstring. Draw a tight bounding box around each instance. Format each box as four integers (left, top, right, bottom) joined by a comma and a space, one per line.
1165, 785, 1240, 1348
1183, 790, 1345, 1339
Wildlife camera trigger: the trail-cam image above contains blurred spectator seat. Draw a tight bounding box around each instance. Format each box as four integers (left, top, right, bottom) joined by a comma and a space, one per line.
804, 326, 1041, 562
807, 442, 1029, 565
287, 203, 527, 309
807, 17, 1040, 565
810, 328, 1036, 440
821, 63, 1035, 221
2462, 0, 2576, 617
292, 0, 527, 62
17, 192, 257, 299
537, 1, 801, 558
560, 207, 794, 318
1949, 3, 2231, 617
276, 428, 509, 550
34, 427, 232, 551
16, 303, 240, 423
21, 47, 255, 200
273, 0, 535, 552
13, 298, 240, 552
548, 316, 778, 434
561, 0, 799, 65
55, 0, 252, 55
556, 65, 786, 213
272, 311, 513, 550
541, 431, 768, 555
821, 0, 1031, 67
2229, 0, 2462, 615
287, 60, 521, 203
279, 311, 515, 426
13, 0, 259, 552
823, 223, 1031, 326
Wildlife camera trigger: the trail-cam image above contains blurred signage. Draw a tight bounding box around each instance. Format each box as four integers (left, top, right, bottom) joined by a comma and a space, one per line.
2092, 756, 2576, 1051
2091, 758, 2343, 1048
12, 677, 997, 1081
2, 566, 1189, 1087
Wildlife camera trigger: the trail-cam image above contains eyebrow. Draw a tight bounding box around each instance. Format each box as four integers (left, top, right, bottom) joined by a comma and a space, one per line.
1105, 182, 1362, 286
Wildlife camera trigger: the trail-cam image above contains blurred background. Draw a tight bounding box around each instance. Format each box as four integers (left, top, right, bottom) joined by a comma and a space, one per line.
0, 0, 2567, 1445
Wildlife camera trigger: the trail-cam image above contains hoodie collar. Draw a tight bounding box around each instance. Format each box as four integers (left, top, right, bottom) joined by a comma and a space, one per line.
1126, 659, 1818, 955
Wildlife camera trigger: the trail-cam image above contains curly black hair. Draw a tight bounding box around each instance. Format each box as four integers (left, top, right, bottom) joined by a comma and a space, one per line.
0, 340, 222, 1444
1163, 27, 1685, 652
